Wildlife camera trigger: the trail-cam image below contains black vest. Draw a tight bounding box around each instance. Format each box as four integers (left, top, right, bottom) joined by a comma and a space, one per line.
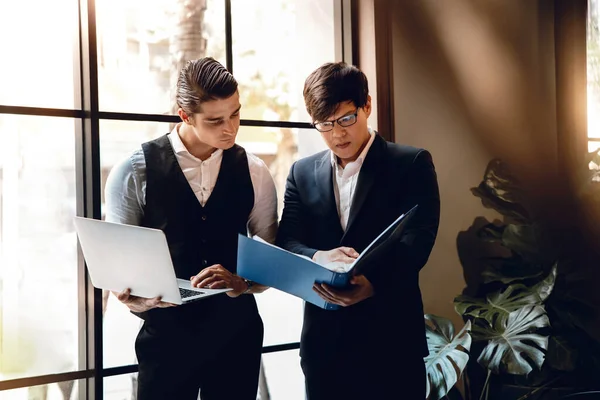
136, 134, 260, 337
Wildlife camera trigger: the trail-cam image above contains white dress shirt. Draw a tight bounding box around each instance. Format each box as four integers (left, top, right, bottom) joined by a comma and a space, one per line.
104, 125, 278, 244
331, 127, 376, 231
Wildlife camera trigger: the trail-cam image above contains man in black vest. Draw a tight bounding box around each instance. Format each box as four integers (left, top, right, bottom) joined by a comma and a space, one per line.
276, 62, 440, 399
104, 57, 278, 400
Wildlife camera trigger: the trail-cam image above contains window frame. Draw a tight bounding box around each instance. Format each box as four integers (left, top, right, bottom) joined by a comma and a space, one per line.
588, 0, 600, 150
0, 0, 351, 398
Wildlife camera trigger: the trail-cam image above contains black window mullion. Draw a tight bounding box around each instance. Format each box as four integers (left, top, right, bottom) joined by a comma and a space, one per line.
0, 371, 93, 392
78, 0, 103, 398
0, 105, 83, 118
225, 0, 233, 73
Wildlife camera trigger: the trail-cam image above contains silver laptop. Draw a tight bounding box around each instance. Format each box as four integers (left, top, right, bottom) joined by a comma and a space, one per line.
73, 217, 231, 305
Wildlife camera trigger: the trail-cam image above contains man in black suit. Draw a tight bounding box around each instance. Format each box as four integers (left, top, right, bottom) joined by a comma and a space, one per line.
276, 62, 440, 399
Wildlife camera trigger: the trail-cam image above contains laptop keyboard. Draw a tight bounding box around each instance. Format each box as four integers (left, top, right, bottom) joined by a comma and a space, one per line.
179, 288, 205, 298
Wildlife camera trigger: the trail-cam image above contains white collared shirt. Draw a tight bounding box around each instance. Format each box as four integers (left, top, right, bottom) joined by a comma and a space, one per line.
331, 128, 376, 231
168, 129, 224, 208
104, 124, 278, 244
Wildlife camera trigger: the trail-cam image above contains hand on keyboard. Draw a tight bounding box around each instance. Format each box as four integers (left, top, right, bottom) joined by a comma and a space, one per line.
190, 264, 248, 298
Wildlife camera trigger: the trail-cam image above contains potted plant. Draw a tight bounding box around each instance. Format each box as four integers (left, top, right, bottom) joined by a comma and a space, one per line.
453, 156, 600, 399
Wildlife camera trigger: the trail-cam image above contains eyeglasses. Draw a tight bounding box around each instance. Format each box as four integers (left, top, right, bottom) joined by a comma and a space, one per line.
312, 108, 359, 132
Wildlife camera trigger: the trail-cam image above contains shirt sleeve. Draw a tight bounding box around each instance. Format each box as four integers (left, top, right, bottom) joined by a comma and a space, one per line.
104, 149, 146, 226
246, 153, 278, 244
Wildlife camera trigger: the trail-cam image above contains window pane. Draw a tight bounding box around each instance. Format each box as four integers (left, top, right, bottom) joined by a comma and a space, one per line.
104, 372, 138, 400
0, 116, 79, 380
0, 0, 79, 109
235, 126, 325, 345
96, 0, 226, 114
255, 290, 303, 346
100, 120, 171, 367
237, 126, 327, 215
588, 0, 600, 138
0, 379, 82, 400
260, 350, 304, 400
231, 0, 337, 123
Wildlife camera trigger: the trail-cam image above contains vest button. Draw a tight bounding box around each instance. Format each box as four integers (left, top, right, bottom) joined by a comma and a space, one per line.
201, 238, 207, 244
201, 215, 207, 221
202, 259, 208, 266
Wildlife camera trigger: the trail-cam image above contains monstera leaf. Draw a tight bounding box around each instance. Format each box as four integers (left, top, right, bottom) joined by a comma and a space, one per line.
424, 315, 472, 400
501, 224, 555, 263
478, 159, 524, 204
455, 265, 556, 323
585, 149, 600, 182
473, 305, 549, 375
477, 223, 541, 256
477, 221, 554, 265
471, 185, 530, 223
546, 335, 578, 372
471, 159, 530, 223
481, 256, 544, 284
477, 222, 505, 242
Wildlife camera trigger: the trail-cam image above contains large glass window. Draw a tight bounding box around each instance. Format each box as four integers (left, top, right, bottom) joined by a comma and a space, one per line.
104, 373, 138, 400
588, 0, 600, 152
0, 380, 82, 400
96, 0, 226, 114
0, 0, 80, 109
231, 0, 336, 123
0, 116, 79, 383
0, 0, 342, 398
260, 350, 304, 400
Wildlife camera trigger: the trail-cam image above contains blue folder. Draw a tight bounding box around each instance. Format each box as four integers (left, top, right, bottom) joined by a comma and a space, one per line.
237, 204, 418, 310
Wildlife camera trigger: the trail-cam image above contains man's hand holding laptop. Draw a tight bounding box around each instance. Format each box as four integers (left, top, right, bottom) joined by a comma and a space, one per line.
113, 288, 177, 313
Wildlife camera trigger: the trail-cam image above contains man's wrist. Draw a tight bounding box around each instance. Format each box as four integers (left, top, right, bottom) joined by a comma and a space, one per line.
242, 278, 253, 294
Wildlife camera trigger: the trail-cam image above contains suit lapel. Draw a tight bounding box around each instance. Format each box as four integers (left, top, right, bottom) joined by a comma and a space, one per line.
314, 151, 344, 235
342, 135, 386, 240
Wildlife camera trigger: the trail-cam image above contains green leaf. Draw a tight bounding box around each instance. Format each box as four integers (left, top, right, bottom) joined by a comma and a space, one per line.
546, 335, 577, 371
477, 223, 505, 242
474, 305, 550, 375
535, 264, 557, 301
585, 149, 600, 166
455, 285, 535, 322
481, 256, 543, 284
546, 269, 598, 334
501, 224, 547, 262
471, 185, 530, 223
424, 316, 472, 400
474, 221, 554, 284
480, 159, 524, 204
470, 159, 530, 222
455, 266, 557, 322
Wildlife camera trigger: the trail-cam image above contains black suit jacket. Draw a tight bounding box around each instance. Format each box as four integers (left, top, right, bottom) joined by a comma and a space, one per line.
276, 134, 440, 361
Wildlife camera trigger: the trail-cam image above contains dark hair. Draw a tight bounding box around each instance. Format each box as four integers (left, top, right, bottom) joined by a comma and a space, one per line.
303, 62, 369, 123
176, 57, 238, 115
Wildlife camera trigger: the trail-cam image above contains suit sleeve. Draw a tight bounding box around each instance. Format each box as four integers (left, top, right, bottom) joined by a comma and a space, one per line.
275, 162, 319, 259
362, 149, 440, 296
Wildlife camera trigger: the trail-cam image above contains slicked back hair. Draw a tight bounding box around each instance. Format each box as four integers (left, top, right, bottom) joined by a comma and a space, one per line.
176, 57, 238, 115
